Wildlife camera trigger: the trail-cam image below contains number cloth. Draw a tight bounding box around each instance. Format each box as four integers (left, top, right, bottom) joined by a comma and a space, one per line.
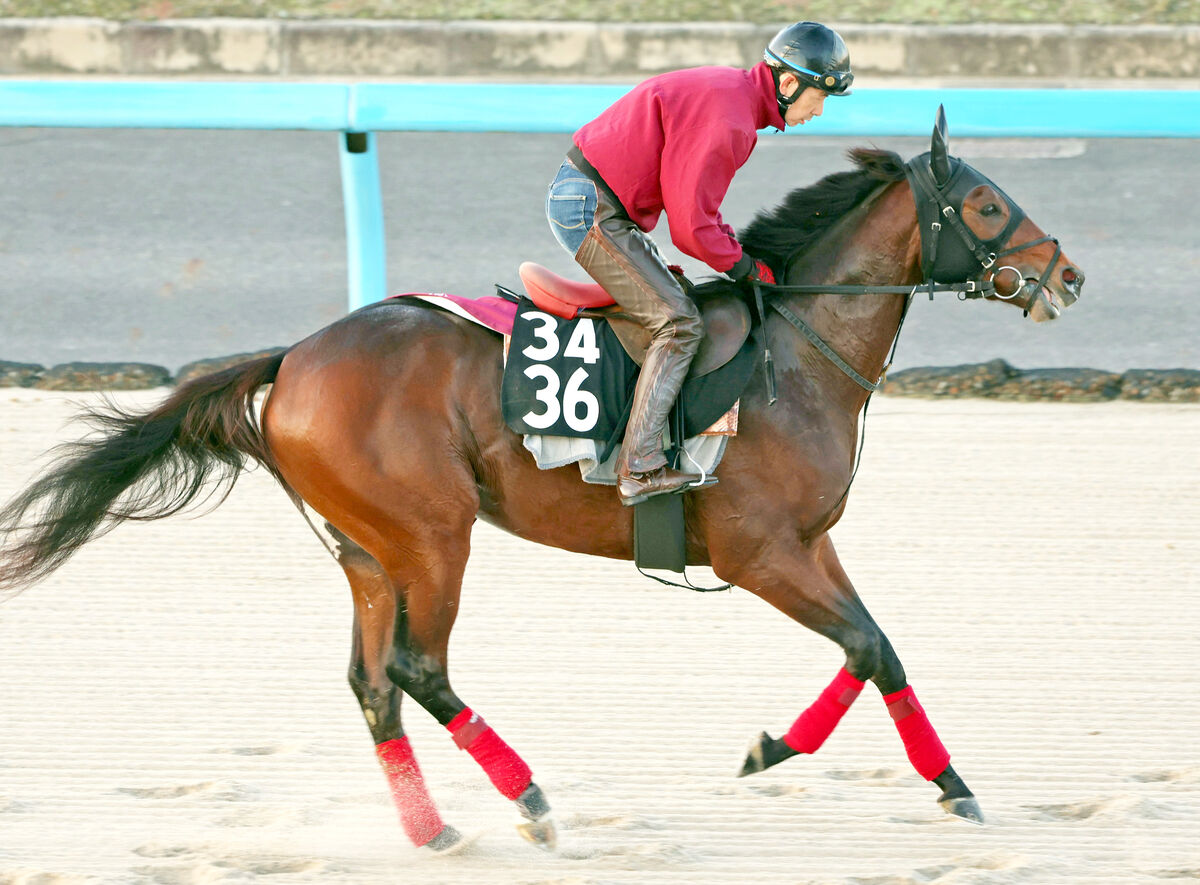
502, 298, 762, 443
502, 301, 638, 439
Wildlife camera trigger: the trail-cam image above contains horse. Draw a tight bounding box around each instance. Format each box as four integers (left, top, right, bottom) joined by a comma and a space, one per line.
0, 113, 1084, 854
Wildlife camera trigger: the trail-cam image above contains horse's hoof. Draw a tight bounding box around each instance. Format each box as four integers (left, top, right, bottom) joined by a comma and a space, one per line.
738, 731, 797, 777
516, 816, 558, 851
939, 795, 985, 826
423, 824, 476, 855
738, 731, 772, 777
514, 782, 556, 851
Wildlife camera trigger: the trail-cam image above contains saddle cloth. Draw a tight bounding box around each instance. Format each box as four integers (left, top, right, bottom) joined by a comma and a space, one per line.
388, 289, 757, 486
502, 298, 757, 484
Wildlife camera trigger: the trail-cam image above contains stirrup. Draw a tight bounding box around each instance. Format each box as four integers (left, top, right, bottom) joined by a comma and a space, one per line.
617, 466, 718, 507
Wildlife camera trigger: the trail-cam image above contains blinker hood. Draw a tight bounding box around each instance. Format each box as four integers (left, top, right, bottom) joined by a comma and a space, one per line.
908, 151, 1028, 282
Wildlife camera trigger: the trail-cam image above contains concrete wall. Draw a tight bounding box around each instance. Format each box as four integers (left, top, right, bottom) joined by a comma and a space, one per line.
1, 19, 1197, 79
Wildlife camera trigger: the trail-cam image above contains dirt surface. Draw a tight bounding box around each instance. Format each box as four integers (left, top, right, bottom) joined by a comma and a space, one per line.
1, 390, 1198, 883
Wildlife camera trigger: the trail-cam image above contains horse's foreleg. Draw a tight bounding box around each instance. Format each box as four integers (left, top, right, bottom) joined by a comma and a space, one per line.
331, 526, 462, 852
722, 535, 982, 824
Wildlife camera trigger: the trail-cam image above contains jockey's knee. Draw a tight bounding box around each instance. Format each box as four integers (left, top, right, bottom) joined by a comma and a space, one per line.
650, 297, 703, 350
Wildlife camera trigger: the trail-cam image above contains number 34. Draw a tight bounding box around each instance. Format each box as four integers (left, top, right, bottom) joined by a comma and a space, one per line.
520, 312, 600, 432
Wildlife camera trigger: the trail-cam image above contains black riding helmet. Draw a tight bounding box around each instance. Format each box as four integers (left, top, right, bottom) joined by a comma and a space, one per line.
764, 22, 853, 118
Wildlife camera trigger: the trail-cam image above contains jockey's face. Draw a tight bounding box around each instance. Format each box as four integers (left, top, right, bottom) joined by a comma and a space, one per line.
780, 77, 828, 127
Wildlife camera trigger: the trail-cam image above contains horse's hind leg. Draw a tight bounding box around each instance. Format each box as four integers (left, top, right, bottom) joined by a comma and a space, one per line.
722, 534, 983, 825
330, 522, 555, 850
329, 525, 463, 852
382, 537, 556, 850
334, 484, 557, 850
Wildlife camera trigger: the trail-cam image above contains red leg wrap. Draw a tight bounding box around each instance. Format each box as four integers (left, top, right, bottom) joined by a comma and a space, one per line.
783, 667, 866, 754
883, 686, 951, 780
375, 737, 445, 847
447, 708, 533, 800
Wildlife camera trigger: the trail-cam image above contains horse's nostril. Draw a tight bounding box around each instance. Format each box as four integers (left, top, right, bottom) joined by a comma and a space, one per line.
1062, 268, 1077, 284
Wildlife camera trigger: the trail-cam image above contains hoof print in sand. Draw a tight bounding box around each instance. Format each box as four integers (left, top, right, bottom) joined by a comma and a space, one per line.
1129, 767, 1200, 785
212, 743, 300, 757
824, 768, 903, 785
132, 845, 326, 883
745, 782, 809, 798
116, 780, 260, 802
849, 852, 1027, 884
1029, 796, 1188, 823
560, 812, 662, 832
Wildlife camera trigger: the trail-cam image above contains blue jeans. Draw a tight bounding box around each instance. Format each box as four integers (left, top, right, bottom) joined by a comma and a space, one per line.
545, 159, 598, 256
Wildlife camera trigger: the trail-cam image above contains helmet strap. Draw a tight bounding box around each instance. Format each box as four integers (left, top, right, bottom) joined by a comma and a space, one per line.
771, 67, 802, 120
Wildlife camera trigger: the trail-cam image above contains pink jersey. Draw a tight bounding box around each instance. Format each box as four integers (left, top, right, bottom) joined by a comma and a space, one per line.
573, 62, 785, 273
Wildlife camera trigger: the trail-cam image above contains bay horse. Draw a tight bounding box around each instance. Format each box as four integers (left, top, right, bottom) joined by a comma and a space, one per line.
0, 115, 1083, 854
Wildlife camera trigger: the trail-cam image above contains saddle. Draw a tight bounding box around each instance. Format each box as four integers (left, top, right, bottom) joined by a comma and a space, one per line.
517, 262, 750, 378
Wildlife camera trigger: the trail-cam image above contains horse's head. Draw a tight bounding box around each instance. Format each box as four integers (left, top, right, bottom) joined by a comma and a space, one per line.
909, 106, 1085, 322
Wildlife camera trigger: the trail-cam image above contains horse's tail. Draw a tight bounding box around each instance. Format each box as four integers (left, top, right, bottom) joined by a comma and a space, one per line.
0, 350, 292, 597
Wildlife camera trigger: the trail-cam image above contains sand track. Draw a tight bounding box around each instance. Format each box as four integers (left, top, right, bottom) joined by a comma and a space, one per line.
1, 390, 1197, 884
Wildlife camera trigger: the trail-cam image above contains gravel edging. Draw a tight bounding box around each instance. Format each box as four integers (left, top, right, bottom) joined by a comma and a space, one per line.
879, 359, 1200, 403
3, 354, 1197, 402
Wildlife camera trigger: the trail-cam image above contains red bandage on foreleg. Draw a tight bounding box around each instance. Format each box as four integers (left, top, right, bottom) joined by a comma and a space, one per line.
783, 667, 865, 754
447, 708, 533, 800
375, 737, 445, 847
883, 686, 951, 780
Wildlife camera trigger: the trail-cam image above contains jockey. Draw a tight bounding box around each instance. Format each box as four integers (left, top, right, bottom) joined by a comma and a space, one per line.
545, 21, 854, 506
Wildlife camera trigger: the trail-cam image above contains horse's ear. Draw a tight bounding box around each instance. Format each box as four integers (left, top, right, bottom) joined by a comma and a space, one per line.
930, 104, 951, 186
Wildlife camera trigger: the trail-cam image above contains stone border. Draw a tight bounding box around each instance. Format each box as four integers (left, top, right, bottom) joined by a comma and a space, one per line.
4, 355, 1197, 401
880, 359, 1200, 402
0, 20, 1197, 79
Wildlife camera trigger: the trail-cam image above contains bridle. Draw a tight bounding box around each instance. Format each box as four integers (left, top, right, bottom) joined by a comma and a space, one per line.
903, 153, 1062, 313
756, 151, 1063, 396
741, 151, 1064, 537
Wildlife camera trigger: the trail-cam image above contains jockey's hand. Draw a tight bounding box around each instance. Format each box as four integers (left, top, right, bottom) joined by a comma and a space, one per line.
729, 253, 776, 286
748, 259, 776, 285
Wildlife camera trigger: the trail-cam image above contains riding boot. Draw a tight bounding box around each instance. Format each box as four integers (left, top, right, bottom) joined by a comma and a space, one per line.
570, 171, 717, 506
614, 336, 718, 506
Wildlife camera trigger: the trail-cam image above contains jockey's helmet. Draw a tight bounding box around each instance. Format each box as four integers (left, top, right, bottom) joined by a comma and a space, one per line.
764, 22, 854, 104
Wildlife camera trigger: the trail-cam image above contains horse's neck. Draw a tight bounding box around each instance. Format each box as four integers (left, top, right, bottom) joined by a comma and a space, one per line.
780, 181, 920, 408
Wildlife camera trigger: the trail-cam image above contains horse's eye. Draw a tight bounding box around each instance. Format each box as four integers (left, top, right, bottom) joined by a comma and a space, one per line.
980, 203, 1001, 217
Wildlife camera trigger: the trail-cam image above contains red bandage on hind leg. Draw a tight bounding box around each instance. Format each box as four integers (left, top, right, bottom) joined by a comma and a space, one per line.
447, 709, 533, 800
783, 667, 866, 754
375, 737, 445, 847
883, 686, 951, 780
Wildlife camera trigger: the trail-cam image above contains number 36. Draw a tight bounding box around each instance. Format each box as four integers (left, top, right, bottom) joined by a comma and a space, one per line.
520, 312, 600, 432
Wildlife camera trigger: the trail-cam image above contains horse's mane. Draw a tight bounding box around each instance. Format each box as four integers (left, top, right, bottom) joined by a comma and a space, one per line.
693, 147, 907, 299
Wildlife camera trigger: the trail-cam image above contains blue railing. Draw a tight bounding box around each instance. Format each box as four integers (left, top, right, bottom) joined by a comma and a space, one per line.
3, 81, 1197, 309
